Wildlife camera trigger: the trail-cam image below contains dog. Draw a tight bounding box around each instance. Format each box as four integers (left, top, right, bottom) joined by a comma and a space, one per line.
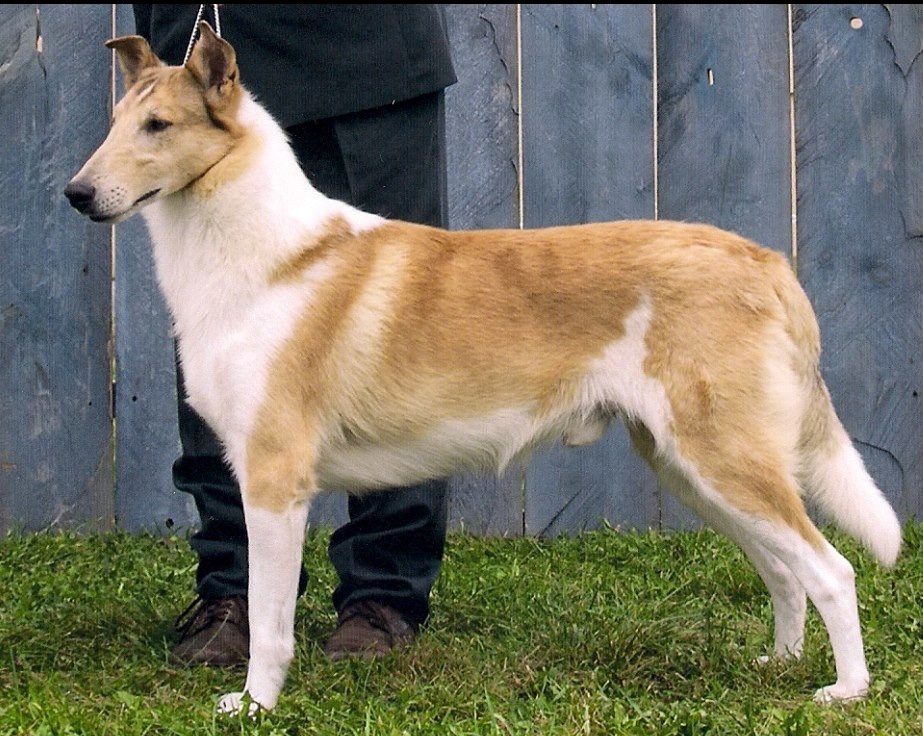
65, 22, 901, 715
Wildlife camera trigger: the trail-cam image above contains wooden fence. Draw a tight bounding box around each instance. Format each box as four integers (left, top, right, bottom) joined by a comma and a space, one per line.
2, 4, 921, 536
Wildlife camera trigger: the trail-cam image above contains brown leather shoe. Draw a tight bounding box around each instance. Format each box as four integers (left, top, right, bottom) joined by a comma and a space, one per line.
170, 595, 249, 667
323, 600, 416, 661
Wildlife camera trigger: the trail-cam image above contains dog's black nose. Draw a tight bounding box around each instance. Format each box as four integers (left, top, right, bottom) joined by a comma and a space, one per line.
63, 180, 95, 213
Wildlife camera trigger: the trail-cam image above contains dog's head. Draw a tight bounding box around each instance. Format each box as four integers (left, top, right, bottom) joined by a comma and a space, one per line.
64, 22, 243, 223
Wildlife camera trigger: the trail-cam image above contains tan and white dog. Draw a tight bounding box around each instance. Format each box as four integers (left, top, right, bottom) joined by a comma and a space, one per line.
65, 23, 901, 715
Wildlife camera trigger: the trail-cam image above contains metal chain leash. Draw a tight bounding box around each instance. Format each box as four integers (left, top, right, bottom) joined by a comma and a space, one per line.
183, 4, 222, 65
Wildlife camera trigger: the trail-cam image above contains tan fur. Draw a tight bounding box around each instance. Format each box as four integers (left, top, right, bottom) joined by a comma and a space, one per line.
97, 35, 249, 212
246, 218, 819, 542
65, 23, 900, 712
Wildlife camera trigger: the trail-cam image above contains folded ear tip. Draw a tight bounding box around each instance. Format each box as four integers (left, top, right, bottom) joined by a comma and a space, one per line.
104, 34, 148, 50
104, 35, 127, 50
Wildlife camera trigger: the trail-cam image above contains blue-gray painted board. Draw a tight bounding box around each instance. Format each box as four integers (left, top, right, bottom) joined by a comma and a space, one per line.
657, 4, 793, 246
656, 4, 793, 529
518, 5, 661, 536
792, 4, 923, 519
520, 4, 655, 227
444, 4, 524, 535
2, 4, 921, 536
445, 4, 520, 231
113, 212, 188, 532
0, 5, 113, 530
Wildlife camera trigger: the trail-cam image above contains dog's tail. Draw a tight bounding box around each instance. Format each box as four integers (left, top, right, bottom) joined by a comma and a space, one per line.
797, 384, 901, 566
778, 267, 902, 567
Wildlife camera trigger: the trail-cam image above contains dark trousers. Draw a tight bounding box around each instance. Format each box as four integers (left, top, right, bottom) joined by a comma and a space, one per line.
173, 91, 450, 628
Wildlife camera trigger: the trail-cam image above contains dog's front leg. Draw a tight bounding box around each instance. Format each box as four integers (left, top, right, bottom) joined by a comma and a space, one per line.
217, 489, 312, 716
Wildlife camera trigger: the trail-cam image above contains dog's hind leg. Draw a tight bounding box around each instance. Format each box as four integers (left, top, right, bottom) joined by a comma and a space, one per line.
635, 421, 868, 702
644, 459, 807, 662
681, 469, 867, 702
741, 521, 868, 702
655, 462, 809, 659
678, 499, 808, 661
732, 537, 807, 662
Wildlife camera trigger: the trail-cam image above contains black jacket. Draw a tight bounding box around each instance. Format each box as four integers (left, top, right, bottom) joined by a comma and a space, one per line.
132, 4, 457, 127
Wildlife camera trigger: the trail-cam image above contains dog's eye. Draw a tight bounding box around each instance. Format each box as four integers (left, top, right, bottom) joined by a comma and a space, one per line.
143, 117, 172, 134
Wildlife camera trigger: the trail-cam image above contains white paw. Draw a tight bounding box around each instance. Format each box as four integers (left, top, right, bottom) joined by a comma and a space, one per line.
813, 681, 868, 704
216, 692, 262, 718
754, 649, 799, 666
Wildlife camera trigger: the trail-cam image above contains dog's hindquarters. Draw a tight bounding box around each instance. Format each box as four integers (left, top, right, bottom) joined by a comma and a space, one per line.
632, 396, 875, 701
627, 257, 900, 702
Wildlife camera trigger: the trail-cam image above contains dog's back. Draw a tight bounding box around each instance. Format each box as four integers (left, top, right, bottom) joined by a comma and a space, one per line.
64, 21, 900, 715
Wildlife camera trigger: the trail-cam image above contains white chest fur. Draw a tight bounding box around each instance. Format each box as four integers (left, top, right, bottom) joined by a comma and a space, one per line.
140, 96, 383, 462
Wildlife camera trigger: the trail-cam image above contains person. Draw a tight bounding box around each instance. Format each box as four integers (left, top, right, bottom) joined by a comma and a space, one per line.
131, 4, 457, 666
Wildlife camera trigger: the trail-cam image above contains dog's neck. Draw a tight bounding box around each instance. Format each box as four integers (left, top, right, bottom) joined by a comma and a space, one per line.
140, 91, 383, 348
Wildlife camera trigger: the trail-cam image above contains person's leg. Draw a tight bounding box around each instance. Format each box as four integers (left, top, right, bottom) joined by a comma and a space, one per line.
287, 93, 451, 653
169, 358, 250, 665
328, 482, 448, 627
173, 369, 248, 599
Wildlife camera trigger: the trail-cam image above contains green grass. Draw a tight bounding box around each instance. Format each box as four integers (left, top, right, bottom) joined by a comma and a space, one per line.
2, 522, 922, 735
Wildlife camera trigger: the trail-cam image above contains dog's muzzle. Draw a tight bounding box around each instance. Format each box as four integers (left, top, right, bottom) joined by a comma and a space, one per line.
64, 181, 161, 222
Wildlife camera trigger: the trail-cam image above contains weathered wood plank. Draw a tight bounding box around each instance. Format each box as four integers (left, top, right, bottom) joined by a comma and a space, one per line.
445, 4, 520, 231
792, 4, 923, 520
518, 4, 660, 536
656, 4, 793, 529
443, 4, 524, 535
520, 4, 655, 226
0, 5, 113, 531
113, 213, 189, 532
657, 4, 793, 244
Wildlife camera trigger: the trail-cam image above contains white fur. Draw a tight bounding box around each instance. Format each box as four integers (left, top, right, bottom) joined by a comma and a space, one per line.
64, 26, 901, 717
576, 296, 673, 442
801, 422, 901, 566
143, 95, 383, 457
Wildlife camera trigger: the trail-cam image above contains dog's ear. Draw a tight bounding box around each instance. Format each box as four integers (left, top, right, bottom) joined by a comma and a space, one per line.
186, 21, 239, 109
105, 35, 163, 92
